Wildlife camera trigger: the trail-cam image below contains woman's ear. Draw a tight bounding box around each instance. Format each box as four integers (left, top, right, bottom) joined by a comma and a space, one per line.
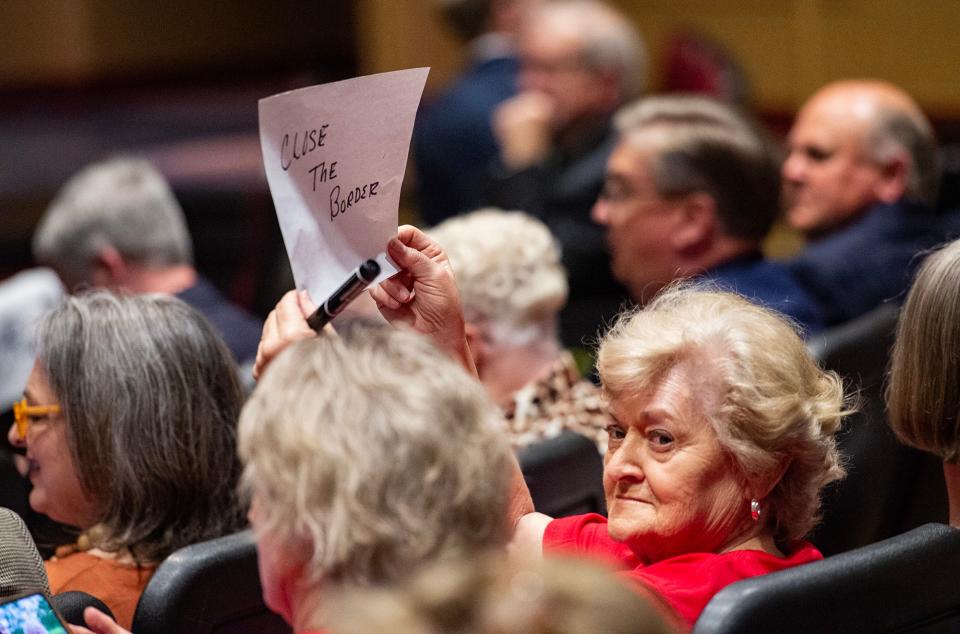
750, 459, 793, 501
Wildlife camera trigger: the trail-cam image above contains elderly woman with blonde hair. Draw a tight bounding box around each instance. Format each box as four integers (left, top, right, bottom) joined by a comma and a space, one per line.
358, 225, 850, 627
887, 238, 960, 527
243, 225, 850, 628
430, 208, 610, 451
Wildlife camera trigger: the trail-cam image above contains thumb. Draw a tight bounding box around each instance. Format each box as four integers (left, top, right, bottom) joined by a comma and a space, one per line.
387, 237, 438, 279
297, 289, 319, 316
82, 607, 130, 634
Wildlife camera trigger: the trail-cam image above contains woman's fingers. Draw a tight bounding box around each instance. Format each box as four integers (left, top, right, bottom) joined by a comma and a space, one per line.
369, 284, 403, 312
254, 290, 318, 380
379, 275, 414, 304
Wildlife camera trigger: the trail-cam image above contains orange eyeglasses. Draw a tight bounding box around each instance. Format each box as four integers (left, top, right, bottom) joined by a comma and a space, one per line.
12, 399, 61, 440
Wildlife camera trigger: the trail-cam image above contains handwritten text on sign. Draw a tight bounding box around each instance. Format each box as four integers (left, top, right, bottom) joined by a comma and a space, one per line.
258, 68, 428, 315
279, 124, 380, 221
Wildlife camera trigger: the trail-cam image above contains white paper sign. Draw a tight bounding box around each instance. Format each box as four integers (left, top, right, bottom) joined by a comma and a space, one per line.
258, 68, 428, 318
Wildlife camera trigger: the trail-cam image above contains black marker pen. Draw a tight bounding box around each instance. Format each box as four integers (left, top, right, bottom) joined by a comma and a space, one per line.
306, 259, 381, 332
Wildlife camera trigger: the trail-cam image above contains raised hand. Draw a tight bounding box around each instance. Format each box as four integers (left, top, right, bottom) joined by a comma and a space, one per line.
370, 225, 476, 375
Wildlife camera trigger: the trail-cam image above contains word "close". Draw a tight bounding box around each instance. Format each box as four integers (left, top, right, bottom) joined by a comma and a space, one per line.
280, 125, 329, 171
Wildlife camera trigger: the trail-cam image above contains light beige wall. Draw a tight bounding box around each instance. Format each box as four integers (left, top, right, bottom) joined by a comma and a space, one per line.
359, 0, 960, 115
354, 0, 465, 94
3, 2, 957, 113
0, 1, 94, 84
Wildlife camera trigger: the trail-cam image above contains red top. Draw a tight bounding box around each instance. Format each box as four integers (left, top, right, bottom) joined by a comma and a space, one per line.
544, 513, 823, 628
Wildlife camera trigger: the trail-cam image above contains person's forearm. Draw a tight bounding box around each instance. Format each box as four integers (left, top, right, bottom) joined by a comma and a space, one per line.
507, 452, 535, 529
446, 331, 478, 379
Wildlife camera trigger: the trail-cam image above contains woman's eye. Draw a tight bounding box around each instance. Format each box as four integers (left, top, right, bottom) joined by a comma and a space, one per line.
605, 425, 626, 441
648, 430, 674, 448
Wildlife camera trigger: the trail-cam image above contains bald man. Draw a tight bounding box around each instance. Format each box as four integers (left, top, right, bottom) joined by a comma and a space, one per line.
783, 80, 957, 326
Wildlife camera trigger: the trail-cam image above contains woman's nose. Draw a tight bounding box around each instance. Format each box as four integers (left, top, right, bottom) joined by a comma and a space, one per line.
604, 436, 644, 483
7, 421, 24, 448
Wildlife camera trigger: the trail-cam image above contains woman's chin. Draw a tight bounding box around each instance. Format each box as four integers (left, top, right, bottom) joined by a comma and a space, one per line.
606, 510, 653, 545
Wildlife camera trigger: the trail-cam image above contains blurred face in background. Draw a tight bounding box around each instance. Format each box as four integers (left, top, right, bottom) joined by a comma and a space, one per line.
592, 132, 684, 303
782, 90, 887, 235
518, 20, 618, 132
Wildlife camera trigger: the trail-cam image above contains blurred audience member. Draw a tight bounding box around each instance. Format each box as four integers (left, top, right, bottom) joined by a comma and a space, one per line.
240, 324, 514, 632
0, 269, 62, 414
0, 507, 49, 597
8, 291, 246, 628
662, 30, 749, 106
328, 553, 679, 633
430, 209, 610, 451
486, 0, 645, 347
32, 157, 262, 366
784, 80, 956, 326
415, 0, 538, 224
0, 268, 70, 553
887, 238, 960, 527
592, 96, 825, 333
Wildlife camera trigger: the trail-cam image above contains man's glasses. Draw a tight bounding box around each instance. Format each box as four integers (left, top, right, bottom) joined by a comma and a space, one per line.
12, 399, 61, 440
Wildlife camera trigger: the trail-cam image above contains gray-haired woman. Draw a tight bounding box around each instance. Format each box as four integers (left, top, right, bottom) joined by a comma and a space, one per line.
888, 238, 960, 527
8, 290, 246, 628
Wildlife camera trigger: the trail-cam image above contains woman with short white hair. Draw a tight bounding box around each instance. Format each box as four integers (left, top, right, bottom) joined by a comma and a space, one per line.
430, 208, 610, 451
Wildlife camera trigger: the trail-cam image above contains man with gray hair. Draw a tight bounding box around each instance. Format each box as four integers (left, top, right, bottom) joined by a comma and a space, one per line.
32, 157, 262, 365
591, 95, 825, 334
783, 80, 959, 326
484, 0, 645, 347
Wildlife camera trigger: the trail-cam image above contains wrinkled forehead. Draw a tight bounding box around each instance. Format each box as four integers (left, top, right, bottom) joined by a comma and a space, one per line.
602, 347, 729, 421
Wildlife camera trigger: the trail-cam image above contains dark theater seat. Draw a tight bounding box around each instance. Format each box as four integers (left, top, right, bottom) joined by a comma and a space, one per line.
806, 303, 947, 555
132, 530, 291, 634
693, 523, 960, 633
519, 431, 606, 518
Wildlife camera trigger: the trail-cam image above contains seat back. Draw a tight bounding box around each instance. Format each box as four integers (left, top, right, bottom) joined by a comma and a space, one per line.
807, 303, 947, 555
132, 531, 291, 634
519, 431, 605, 517
693, 523, 960, 633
